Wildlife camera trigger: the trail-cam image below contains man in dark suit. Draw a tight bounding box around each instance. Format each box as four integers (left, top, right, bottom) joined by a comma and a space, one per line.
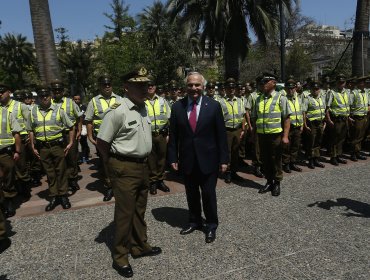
168, 72, 229, 243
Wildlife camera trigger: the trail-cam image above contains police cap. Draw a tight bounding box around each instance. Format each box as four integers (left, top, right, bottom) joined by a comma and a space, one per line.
285, 79, 296, 89
121, 66, 151, 83
336, 73, 346, 82
50, 79, 64, 90
225, 78, 236, 88
98, 74, 112, 85
0, 83, 10, 93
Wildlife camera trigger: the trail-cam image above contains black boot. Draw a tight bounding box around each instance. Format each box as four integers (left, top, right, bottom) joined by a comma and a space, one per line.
3, 198, 15, 218
157, 181, 170, 192
259, 181, 273, 194
60, 196, 71, 209
290, 163, 302, 172
45, 197, 59, 212
350, 153, 358, 162
271, 181, 281, 196
103, 188, 114, 201
224, 171, 231, 183
313, 158, 325, 168
307, 159, 315, 169
330, 157, 339, 166
149, 182, 157, 195
283, 164, 291, 173
69, 179, 80, 192
254, 166, 264, 178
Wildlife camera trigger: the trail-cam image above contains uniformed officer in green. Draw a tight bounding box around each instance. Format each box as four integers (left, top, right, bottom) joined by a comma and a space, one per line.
251, 73, 291, 196
85, 75, 121, 201
145, 77, 171, 195
218, 78, 246, 183
0, 83, 23, 217
326, 74, 350, 166
303, 81, 326, 169
50, 79, 82, 191
348, 76, 369, 161
27, 87, 75, 211
96, 67, 162, 278
168, 80, 180, 107
206, 80, 218, 100
282, 79, 304, 173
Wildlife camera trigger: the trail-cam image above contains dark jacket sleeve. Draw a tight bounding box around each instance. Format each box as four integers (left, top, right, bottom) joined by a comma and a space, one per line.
215, 101, 229, 165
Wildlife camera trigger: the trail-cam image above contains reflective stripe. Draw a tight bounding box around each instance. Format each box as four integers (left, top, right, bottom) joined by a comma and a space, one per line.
0, 107, 15, 148
351, 90, 368, 116
288, 97, 303, 126
306, 96, 325, 121
30, 106, 63, 142
330, 90, 350, 116
219, 97, 244, 128
256, 92, 283, 134
92, 96, 117, 132
145, 97, 168, 131
8, 100, 27, 135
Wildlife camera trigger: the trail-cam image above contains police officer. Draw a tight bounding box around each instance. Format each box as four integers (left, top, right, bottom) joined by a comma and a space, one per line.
348, 76, 369, 161
326, 74, 350, 166
251, 73, 291, 196
27, 87, 74, 211
145, 77, 171, 195
282, 79, 304, 173
85, 75, 121, 201
168, 80, 180, 107
303, 81, 326, 169
206, 80, 217, 100
96, 66, 161, 278
218, 78, 246, 183
50, 79, 82, 191
0, 84, 23, 217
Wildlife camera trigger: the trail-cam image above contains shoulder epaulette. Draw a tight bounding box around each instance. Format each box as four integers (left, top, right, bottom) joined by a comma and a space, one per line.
110, 103, 121, 109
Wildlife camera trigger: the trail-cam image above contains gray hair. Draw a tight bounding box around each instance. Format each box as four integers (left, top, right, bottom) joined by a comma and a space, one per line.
185, 71, 206, 86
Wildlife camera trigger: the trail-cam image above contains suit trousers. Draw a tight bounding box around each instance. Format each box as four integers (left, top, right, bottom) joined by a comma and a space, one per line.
258, 133, 283, 182
0, 151, 17, 198
306, 121, 324, 159
226, 128, 242, 172
348, 116, 367, 154
282, 126, 302, 164
328, 118, 348, 157
108, 157, 151, 266
184, 162, 218, 229
148, 134, 167, 183
39, 145, 68, 197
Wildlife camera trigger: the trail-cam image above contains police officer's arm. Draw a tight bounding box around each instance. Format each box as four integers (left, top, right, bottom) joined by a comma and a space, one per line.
302, 98, 311, 131
215, 102, 229, 173
280, 96, 291, 144
60, 109, 75, 156
9, 114, 22, 161
25, 116, 40, 159
325, 91, 334, 126
72, 100, 83, 140
84, 101, 97, 145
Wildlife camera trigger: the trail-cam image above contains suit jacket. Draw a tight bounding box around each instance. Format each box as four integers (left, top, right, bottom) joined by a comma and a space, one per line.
168, 96, 229, 175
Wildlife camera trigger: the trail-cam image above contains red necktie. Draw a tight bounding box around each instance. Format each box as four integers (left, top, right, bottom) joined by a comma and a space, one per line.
189, 101, 197, 132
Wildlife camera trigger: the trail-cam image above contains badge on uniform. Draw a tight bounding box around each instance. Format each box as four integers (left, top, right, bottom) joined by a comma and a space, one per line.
128, 120, 137, 126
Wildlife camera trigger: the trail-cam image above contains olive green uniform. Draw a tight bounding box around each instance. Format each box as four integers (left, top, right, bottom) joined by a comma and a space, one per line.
252, 91, 291, 183
97, 97, 152, 267
0, 189, 6, 240
246, 92, 262, 167
27, 104, 74, 197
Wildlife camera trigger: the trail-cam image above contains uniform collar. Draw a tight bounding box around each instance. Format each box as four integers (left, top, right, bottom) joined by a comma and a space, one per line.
98, 92, 117, 99
39, 103, 58, 112
148, 94, 159, 101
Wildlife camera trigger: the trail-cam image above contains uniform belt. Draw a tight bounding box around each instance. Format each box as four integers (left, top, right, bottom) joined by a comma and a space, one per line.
352, 115, 366, 120
310, 120, 323, 125
226, 127, 241, 131
332, 115, 347, 121
110, 153, 148, 163
38, 138, 64, 148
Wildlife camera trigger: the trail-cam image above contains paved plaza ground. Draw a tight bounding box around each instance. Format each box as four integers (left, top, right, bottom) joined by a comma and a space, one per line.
1, 156, 370, 279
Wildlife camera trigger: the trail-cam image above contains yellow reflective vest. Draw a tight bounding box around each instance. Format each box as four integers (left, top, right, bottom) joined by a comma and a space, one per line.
219, 97, 245, 129
255, 91, 283, 134
30, 105, 64, 142
92, 95, 118, 133
0, 107, 15, 148
145, 96, 169, 132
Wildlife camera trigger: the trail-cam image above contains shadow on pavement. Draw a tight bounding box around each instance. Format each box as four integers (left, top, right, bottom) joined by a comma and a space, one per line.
95, 221, 114, 252
151, 207, 188, 228
234, 178, 263, 190
308, 198, 370, 218
0, 275, 10, 280
86, 179, 106, 196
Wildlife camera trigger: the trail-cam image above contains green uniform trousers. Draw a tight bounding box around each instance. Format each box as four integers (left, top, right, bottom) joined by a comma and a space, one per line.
238, 131, 246, 159
227, 128, 242, 172
108, 157, 151, 266
39, 144, 68, 197
251, 132, 262, 167
15, 140, 31, 183
65, 138, 79, 180
349, 116, 367, 154
0, 150, 17, 198
148, 134, 167, 183
258, 133, 283, 182
282, 126, 302, 164
328, 117, 348, 157
305, 120, 324, 159
0, 189, 6, 240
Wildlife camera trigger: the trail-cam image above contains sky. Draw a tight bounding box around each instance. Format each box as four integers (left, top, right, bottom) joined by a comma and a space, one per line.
0, 0, 358, 42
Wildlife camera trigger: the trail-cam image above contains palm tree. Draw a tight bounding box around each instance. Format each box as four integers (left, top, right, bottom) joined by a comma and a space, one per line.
168, 0, 297, 79
352, 0, 369, 77
0, 33, 34, 87
29, 0, 61, 84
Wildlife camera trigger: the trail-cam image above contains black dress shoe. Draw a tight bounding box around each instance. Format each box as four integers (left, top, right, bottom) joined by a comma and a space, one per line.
254, 166, 264, 178
4, 199, 15, 218
307, 159, 315, 169
60, 196, 71, 209
357, 154, 367, 160
149, 183, 157, 195
231, 172, 244, 182
180, 224, 202, 235
205, 229, 216, 243
258, 181, 273, 194
45, 197, 59, 212
337, 157, 347, 164
131, 247, 162, 259
224, 172, 231, 183
350, 154, 358, 162
313, 158, 325, 168
112, 263, 133, 278
283, 164, 291, 173
69, 180, 80, 191
0, 237, 11, 254
103, 188, 114, 201
271, 181, 281, 196
157, 181, 170, 192
330, 157, 339, 166
290, 163, 302, 172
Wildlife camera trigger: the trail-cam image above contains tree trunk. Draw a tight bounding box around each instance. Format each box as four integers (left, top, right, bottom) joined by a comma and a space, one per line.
224, 50, 240, 80
29, 0, 60, 85
352, 0, 370, 77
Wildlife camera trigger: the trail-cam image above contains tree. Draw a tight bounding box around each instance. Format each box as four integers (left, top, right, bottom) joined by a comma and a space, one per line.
29, 0, 61, 84
54, 27, 70, 53
168, 0, 298, 80
352, 0, 369, 76
104, 0, 136, 39
0, 33, 35, 88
